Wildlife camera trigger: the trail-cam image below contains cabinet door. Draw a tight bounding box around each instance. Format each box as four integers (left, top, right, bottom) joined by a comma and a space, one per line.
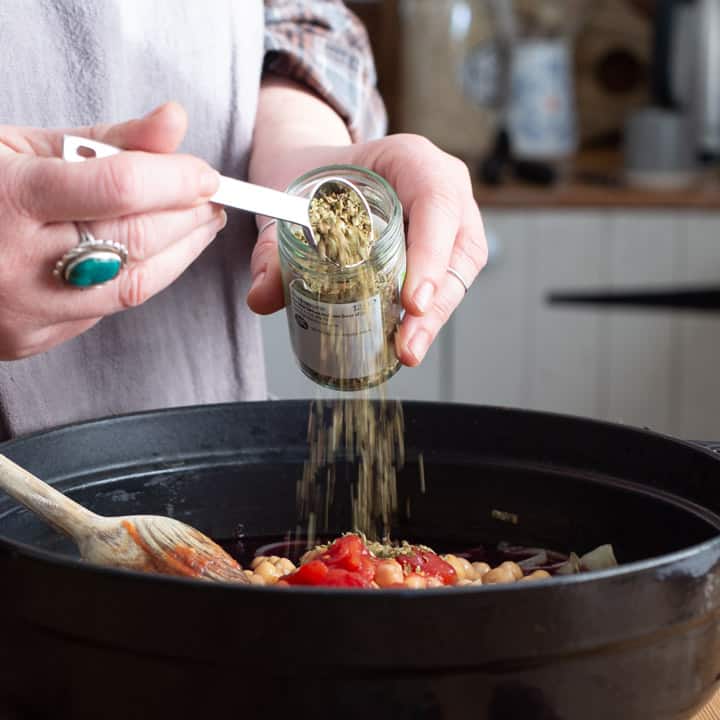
452, 210, 720, 440
674, 214, 720, 439
599, 212, 683, 435
452, 211, 612, 416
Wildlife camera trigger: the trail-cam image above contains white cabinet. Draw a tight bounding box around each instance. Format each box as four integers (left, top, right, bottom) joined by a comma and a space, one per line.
452, 210, 720, 440
261, 210, 720, 440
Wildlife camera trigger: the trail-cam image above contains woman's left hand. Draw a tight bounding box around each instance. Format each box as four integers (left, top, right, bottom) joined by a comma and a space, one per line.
247, 133, 487, 367
353, 135, 487, 366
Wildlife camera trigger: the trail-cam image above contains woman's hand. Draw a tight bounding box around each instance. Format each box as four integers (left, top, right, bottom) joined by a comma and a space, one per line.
352, 135, 487, 366
0, 103, 224, 360
247, 134, 486, 367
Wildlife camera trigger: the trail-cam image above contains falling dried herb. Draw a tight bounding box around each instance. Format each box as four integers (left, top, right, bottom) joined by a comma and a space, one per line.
285, 171, 406, 540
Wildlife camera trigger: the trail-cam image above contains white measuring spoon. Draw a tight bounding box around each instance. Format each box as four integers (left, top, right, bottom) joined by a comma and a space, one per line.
62, 135, 373, 265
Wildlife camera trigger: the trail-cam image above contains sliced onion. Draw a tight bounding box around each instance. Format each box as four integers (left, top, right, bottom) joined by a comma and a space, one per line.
556, 552, 582, 575
580, 544, 618, 571
517, 551, 548, 570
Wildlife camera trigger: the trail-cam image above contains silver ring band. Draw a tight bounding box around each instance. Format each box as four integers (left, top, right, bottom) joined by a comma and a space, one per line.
447, 266, 470, 294
54, 223, 128, 289
257, 219, 277, 236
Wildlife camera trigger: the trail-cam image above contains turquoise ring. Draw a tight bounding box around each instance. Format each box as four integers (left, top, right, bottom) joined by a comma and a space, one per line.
54, 224, 128, 289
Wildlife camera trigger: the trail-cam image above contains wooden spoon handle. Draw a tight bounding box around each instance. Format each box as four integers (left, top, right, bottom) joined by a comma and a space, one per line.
0, 454, 101, 540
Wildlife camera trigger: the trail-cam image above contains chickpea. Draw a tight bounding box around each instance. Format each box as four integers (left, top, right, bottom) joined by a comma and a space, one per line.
404, 574, 427, 589
275, 558, 296, 576
250, 556, 268, 570
443, 554, 474, 581
242, 569, 254, 578
456, 579, 472, 586
520, 570, 551, 582
254, 560, 281, 584
426, 577, 444, 588
500, 561, 523, 580
249, 574, 266, 586
482, 565, 517, 585
300, 549, 321, 565
471, 562, 491, 580
374, 559, 404, 588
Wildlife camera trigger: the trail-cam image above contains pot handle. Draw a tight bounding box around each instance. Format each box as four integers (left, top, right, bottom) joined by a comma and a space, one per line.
547, 285, 720, 311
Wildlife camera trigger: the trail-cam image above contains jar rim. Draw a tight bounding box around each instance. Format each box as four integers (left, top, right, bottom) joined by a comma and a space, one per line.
278, 164, 403, 276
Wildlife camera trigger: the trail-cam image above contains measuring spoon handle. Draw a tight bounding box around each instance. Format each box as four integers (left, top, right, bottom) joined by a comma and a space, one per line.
62, 136, 311, 229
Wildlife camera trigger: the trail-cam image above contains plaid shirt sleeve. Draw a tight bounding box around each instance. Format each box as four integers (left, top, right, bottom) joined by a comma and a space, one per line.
263, 0, 387, 142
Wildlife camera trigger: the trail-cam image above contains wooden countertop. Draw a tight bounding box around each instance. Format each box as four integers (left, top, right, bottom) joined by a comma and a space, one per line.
472, 150, 720, 210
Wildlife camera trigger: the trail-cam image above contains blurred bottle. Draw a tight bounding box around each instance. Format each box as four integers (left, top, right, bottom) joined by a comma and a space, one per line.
506, 0, 586, 163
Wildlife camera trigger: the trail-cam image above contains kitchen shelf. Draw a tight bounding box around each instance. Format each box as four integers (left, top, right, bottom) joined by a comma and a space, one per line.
472, 150, 720, 210
474, 178, 720, 210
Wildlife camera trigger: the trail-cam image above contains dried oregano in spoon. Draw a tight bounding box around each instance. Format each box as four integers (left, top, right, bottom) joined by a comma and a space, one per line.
308, 186, 373, 267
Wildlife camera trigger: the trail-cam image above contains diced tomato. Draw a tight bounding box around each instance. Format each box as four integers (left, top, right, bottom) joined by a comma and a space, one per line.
395, 550, 456, 585
323, 534, 368, 570
323, 568, 372, 588
283, 559, 328, 585
280, 535, 456, 588
282, 536, 376, 588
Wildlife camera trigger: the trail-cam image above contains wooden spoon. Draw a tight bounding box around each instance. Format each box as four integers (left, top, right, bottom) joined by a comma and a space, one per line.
0, 454, 249, 583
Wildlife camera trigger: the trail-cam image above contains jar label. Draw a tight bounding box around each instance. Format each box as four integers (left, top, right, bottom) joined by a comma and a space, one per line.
289, 281, 385, 381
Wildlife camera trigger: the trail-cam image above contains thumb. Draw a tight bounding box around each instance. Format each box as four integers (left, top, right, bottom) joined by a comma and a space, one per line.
247, 224, 285, 315
94, 101, 188, 154
27, 102, 189, 159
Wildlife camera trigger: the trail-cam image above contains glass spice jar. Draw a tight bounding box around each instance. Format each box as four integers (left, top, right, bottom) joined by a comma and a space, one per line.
278, 165, 405, 391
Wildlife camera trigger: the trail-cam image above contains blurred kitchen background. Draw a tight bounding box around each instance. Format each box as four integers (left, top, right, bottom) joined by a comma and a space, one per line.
261, 0, 720, 440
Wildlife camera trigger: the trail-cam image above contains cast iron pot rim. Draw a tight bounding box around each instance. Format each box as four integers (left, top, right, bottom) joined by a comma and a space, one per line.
1, 399, 719, 599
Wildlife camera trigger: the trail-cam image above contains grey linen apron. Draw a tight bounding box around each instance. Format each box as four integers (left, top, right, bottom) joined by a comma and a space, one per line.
0, 0, 268, 438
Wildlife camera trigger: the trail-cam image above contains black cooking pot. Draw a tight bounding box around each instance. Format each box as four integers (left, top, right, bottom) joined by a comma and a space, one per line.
1, 401, 720, 720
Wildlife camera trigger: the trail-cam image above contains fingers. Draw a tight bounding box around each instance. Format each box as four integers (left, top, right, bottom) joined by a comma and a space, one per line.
247, 224, 284, 314
96, 101, 188, 154
110, 213, 225, 313
86, 203, 224, 263
31, 102, 189, 159
356, 136, 481, 323
402, 191, 460, 316
396, 216, 487, 367
44, 211, 227, 322
17, 150, 219, 222
396, 273, 465, 367
445, 202, 487, 294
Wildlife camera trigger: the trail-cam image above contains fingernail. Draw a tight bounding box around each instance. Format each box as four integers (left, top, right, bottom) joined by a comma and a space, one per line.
408, 329, 431, 364
413, 281, 435, 314
249, 271, 266, 296
216, 210, 227, 230
200, 169, 219, 196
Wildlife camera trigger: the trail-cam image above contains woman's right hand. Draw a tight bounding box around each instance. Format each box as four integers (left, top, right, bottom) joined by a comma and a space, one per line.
0, 102, 225, 360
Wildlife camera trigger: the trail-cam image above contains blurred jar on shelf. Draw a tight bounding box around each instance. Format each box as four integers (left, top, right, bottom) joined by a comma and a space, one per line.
398, 0, 500, 162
